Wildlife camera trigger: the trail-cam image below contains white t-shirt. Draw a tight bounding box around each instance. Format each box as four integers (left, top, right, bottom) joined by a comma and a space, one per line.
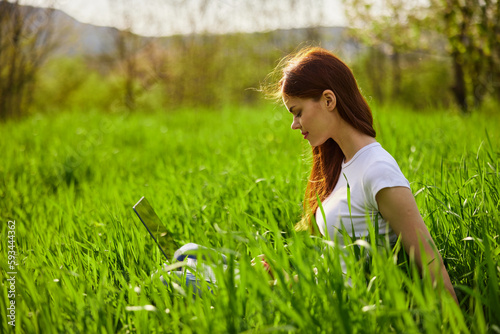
315, 142, 410, 246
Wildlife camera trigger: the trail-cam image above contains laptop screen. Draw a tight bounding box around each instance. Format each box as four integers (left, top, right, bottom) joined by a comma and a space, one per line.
133, 197, 179, 262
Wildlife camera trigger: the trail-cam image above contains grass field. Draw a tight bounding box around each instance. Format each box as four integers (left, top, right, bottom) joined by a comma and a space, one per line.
1, 105, 499, 333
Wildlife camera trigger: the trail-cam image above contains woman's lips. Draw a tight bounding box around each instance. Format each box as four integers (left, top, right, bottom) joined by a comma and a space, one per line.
302, 132, 309, 139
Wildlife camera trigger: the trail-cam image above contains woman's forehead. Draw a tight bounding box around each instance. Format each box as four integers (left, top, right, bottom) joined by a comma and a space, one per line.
283, 95, 314, 104
282, 95, 297, 106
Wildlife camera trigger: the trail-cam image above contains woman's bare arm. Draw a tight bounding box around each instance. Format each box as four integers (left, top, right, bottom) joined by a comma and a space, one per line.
376, 186, 458, 304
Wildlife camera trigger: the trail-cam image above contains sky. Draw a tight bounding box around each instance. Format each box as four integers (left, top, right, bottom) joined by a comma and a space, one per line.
14, 0, 347, 36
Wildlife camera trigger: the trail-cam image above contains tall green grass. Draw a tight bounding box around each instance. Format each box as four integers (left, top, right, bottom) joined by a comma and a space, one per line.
1, 105, 499, 333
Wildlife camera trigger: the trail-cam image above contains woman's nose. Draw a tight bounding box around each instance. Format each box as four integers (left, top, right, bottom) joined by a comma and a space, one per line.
291, 118, 300, 130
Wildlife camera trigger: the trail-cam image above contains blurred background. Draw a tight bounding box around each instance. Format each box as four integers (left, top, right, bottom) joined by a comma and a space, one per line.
1, 0, 499, 120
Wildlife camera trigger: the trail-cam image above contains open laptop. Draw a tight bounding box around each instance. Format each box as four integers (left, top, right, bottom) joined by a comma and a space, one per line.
133, 196, 180, 263
133, 196, 230, 287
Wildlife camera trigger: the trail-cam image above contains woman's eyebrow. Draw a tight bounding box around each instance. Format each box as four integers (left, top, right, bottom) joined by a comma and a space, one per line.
288, 106, 296, 113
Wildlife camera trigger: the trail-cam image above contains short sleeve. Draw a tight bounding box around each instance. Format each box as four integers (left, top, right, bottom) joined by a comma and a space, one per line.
363, 160, 411, 210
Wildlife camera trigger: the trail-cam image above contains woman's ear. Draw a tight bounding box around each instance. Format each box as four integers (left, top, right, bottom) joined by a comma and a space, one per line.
323, 90, 337, 111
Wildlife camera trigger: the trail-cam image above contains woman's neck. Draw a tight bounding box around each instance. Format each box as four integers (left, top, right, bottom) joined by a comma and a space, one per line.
333, 123, 376, 163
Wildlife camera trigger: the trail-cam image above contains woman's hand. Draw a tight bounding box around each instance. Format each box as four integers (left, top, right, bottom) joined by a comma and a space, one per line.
251, 255, 298, 287
251, 254, 275, 280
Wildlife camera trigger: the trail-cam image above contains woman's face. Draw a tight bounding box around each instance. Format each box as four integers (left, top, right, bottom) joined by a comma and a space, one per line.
282, 91, 338, 147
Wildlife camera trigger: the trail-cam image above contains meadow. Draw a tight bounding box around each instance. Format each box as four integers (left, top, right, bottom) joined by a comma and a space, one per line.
0, 104, 499, 333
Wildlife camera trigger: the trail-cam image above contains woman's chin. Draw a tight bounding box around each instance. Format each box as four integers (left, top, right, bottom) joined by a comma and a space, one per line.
310, 138, 328, 147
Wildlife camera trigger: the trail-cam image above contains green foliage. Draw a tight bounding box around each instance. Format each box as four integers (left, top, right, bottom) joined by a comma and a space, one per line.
33, 46, 460, 116
32, 57, 121, 113
30, 32, 288, 115
1, 105, 499, 333
342, 0, 500, 112
151, 33, 288, 109
350, 51, 455, 109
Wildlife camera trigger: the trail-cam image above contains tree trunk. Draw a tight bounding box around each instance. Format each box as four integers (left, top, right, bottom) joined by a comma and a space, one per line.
451, 51, 468, 113
392, 50, 401, 99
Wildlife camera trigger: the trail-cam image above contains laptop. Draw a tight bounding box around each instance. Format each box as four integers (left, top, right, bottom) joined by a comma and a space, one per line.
133, 196, 180, 263
133, 196, 229, 283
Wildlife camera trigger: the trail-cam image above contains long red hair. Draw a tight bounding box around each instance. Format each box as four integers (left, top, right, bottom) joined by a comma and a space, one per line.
268, 47, 376, 232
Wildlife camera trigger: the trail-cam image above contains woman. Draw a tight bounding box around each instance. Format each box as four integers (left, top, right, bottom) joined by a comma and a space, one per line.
266, 46, 458, 303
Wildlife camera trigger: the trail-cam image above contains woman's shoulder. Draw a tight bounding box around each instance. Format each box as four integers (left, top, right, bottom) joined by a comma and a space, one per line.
358, 145, 410, 208
342, 142, 408, 182
351, 142, 400, 167
362, 145, 410, 189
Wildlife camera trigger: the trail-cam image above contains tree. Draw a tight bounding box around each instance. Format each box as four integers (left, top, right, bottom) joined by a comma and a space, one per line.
434, 0, 500, 111
107, 0, 144, 111
0, 0, 60, 120
342, 0, 429, 102
344, 0, 500, 112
